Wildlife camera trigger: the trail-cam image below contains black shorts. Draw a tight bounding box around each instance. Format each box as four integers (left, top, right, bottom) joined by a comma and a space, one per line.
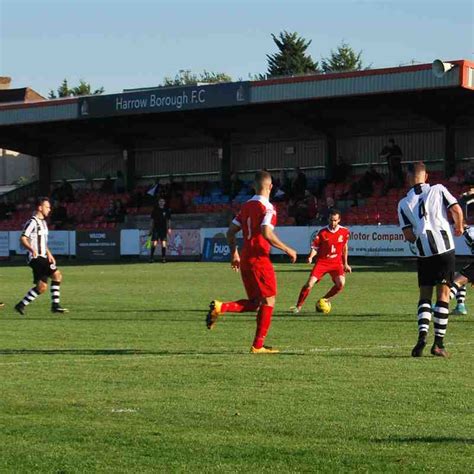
417, 250, 455, 287
29, 256, 57, 284
460, 263, 474, 283
151, 227, 168, 242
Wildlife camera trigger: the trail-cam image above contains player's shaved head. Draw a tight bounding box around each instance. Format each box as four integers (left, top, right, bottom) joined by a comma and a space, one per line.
254, 170, 272, 192
407, 161, 427, 184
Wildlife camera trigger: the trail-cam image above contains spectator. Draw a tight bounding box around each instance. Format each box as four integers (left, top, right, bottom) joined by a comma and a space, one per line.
306, 191, 319, 221
114, 170, 126, 194
101, 175, 114, 194
105, 199, 117, 222
292, 167, 307, 199
279, 169, 291, 195
379, 138, 404, 188
51, 200, 69, 229
349, 166, 385, 205
465, 165, 474, 185
332, 156, 352, 183
0, 198, 14, 220
114, 199, 127, 223
230, 172, 243, 199
52, 179, 75, 202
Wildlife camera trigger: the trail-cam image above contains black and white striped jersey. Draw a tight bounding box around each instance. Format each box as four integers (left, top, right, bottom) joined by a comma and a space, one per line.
398, 183, 458, 258
463, 226, 474, 254
22, 216, 49, 261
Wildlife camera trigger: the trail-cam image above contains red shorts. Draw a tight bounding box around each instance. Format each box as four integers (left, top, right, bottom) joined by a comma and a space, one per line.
241, 258, 277, 300
311, 260, 345, 281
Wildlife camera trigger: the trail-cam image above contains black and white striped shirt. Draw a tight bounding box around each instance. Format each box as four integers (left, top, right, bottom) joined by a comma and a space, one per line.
398, 183, 458, 258
463, 226, 474, 254
22, 216, 49, 261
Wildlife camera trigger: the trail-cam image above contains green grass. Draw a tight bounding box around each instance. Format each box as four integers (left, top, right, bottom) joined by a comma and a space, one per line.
0, 260, 472, 473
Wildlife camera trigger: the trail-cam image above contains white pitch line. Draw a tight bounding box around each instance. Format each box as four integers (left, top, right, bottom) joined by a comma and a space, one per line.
0, 342, 473, 366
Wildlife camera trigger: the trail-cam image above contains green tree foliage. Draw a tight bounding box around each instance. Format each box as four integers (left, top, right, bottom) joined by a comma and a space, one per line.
48, 79, 104, 99
266, 31, 319, 78
161, 70, 232, 86
321, 42, 364, 73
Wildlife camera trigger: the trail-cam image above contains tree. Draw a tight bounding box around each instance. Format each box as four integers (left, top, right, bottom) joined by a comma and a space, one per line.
161, 70, 232, 87
49, 79, 104, 99
321, 42, 365, 73
266, 31, 319, 78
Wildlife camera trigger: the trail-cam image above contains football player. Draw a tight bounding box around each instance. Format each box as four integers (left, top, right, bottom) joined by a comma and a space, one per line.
291, 209, 351, 313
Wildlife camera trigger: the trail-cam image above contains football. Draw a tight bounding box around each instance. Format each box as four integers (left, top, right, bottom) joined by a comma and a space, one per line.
316, 298, 331, 314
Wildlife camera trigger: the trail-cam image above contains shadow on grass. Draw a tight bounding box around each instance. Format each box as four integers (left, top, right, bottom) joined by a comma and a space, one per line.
0, 348, 305, 357
373, 436, 473, 444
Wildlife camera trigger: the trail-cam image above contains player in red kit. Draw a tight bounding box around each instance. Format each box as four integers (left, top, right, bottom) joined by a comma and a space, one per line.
291, 209, 351, 313
206, 170, 297, 353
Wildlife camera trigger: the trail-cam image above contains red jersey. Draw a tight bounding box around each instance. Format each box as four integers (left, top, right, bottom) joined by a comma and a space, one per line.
312, 226, 350, 264
233, 195, 277, 262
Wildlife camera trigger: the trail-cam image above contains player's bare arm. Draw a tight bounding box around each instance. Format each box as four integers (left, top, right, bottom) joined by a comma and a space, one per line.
402, 227, 417, 243
20, 235, 37, 258
46, 247, 56, 265
307, 248, 317, 264
449, 203, 464, 237
261, 225, 297, 263
342, 243, 352, 273
227, 222, 241, 271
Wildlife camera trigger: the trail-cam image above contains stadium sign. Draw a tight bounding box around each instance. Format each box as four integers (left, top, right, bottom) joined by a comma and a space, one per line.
78, 82, 250, 118
202, 238, 244, 262
76, 231, 120, 260
0, 231, 8, 257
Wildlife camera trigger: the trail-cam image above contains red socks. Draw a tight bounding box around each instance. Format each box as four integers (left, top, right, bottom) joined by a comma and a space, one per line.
296, 286, 311, 308
221, 300, 260, 313
324, 285, 342, 299
253, 304, 273, 349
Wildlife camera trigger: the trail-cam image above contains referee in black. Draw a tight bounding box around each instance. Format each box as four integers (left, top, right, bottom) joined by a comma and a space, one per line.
149, 197, 171, 263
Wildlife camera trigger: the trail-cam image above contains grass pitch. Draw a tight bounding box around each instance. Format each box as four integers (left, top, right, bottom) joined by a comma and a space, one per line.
0, 260, 472, 473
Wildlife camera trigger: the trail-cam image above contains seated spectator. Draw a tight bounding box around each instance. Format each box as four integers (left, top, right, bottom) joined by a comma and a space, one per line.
349, 166, 384, 205
0, 198, 14, 220
101, 175, 114, 194
114, 199, 127, 223
51, 200, 69, 229
332, 156, 352, 183
465, 166, 474, 185
288, 196, 310, 226
306, 191, 318, 221
105, 200, 117, 222
52, 179, 75, 202
114, 170, 126, 194
291, 167, 307, 199
278, 169, 291, 195
200, 180, 211, 197
230, 172, 243, 199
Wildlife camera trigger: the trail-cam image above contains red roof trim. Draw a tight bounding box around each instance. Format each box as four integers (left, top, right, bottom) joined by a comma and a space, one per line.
0, 97, 78, 110
252, 60, 467, 87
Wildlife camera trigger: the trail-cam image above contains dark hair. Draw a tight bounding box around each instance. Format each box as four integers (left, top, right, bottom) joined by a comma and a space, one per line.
254, 170, 272, 185
36, 196, 50, 207
389, 138, 395, 144
407, 161, 425, 175
329, 208, 341, 218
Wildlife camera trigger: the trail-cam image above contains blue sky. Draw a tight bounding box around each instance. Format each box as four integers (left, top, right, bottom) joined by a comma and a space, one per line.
1, 0, 473, 97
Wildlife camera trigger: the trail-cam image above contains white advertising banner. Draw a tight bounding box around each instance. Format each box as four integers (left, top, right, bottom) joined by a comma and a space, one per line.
9, 231, 26, 255
121, 229, 140, 255
48, 231, 70, 255
0, 232, 8, 257
200, 225, 472, 257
